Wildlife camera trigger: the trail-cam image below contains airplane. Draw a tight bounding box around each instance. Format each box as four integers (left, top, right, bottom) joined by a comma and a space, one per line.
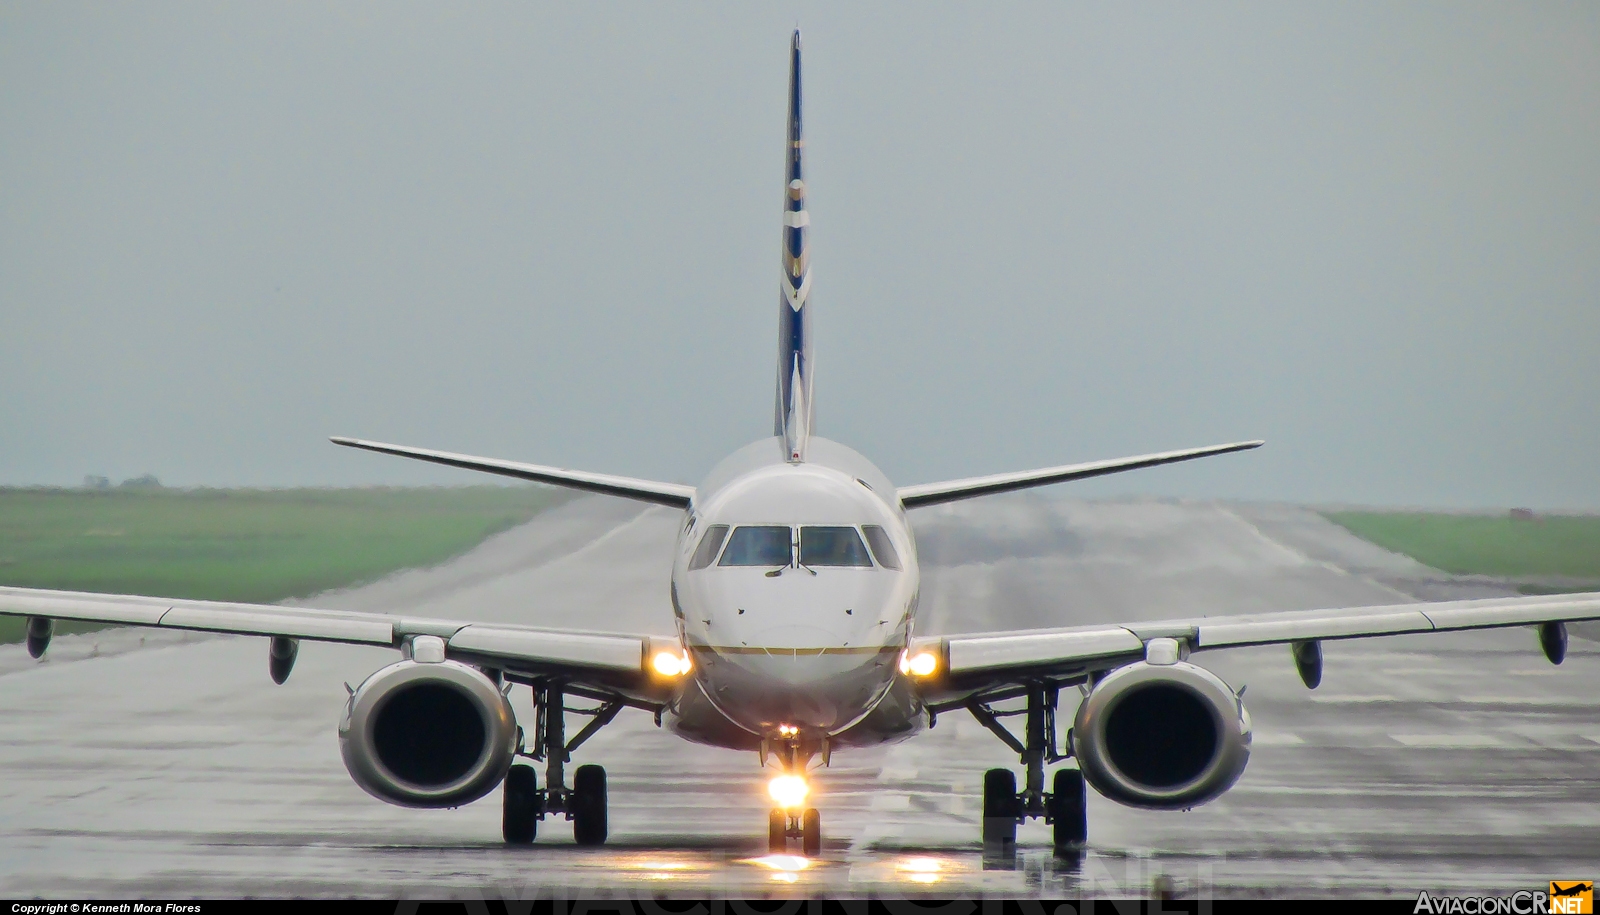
4, 30, 1599, 858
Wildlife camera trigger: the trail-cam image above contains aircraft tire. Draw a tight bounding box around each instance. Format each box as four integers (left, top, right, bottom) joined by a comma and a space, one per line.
768, 808, 787, 852
982, 768, 1018, 852
572, 764, 608, 846
1050, 767, 1088, 851
801, 807, 822, 856
502, 765, 539, 844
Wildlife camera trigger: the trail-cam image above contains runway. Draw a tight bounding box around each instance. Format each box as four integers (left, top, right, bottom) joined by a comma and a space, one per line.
1, 494, 1595, 899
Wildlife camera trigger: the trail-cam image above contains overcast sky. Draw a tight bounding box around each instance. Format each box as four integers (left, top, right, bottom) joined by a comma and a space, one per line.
2, 3, 1596, 508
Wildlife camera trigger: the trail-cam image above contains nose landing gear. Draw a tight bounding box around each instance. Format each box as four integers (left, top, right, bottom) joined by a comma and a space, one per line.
762, 726, 824, 855
767, 804, 822, 854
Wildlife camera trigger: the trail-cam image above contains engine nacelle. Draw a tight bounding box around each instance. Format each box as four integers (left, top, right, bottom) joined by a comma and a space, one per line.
1072, 659, 1252, 810
338, 657, 517, 808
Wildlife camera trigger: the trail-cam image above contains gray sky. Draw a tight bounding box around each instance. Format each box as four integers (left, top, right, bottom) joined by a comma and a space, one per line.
2, 3, 1596, 508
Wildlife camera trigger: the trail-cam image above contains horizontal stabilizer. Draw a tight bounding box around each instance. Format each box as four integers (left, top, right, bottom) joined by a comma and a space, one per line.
896, 440, 1264, 509
329, 437, 695, 509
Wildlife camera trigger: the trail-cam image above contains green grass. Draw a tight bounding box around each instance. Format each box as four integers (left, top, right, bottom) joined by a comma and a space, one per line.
0, 485, 570, 643
1324, 511, 1600, 581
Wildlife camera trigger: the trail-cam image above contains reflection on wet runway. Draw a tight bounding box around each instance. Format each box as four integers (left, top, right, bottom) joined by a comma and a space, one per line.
0, 495, 1596, 898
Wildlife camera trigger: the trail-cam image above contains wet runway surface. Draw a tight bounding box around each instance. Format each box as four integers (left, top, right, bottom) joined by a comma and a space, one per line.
1, 494, 1596, 898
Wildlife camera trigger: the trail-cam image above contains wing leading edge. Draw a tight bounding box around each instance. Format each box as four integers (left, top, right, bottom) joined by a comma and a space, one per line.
0, 585, 676, 685
329, 437, 695, 509
896, 440, 1265, 509
918, 591, 1600, 688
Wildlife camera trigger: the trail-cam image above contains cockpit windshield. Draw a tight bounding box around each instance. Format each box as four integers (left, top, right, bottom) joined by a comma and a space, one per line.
718, 525, 792, 566
799, 526, 873, 567
689, 524, 729, 570
861, 525, 901, 570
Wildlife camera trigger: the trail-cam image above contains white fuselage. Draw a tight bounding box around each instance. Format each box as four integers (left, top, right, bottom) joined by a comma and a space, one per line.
664, 436, 923, 751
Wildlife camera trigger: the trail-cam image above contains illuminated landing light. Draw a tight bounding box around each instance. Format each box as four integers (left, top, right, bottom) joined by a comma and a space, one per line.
768, 774, 809, 809
899, 650, 938, 678
777, 723, 798, 737
652, 650, 692, 677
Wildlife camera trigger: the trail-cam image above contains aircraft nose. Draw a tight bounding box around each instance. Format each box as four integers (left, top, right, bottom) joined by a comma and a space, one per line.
694, 623, 898, 732
750, 624, 839, 649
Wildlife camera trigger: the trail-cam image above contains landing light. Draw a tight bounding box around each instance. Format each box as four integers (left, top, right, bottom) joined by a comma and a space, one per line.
652, 650, 692, 677
899, 650, 938, 678
768, 774, 809, 808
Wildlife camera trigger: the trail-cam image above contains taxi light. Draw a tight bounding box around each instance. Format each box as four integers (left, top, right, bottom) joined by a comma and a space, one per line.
768, 774, 809, 809
899, 650, 938, 678
652, 650, 691, 677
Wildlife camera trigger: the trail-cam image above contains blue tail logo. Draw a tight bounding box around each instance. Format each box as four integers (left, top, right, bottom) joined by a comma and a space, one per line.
775, 30, 812, 463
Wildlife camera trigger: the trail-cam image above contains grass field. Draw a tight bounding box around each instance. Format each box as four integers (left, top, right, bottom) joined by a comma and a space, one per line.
0, 485, 569, 643
1324, 511, 1600, 588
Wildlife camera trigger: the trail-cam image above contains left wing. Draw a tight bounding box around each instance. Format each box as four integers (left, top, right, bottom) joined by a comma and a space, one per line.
0, 585, 678, 693
916, 591, 1600, 690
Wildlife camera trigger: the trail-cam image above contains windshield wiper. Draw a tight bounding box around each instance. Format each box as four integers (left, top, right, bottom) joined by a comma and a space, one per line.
764, 565, 787, 577
797, 560, 819, 576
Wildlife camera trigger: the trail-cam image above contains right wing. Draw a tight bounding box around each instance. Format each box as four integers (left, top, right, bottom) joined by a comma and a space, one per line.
896, 440, 1264, 509
0, 585, 679, 696
919, 590, 1600, 692
329, 437, 695, 509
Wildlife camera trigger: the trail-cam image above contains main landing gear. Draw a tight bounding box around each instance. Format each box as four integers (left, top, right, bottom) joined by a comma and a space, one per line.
763, 727, 823, 856
967, 682, 1086, 858
502, 679, 621, 846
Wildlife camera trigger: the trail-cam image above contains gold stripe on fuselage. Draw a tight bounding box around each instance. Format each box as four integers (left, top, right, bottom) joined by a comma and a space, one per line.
699, 645, 899, 657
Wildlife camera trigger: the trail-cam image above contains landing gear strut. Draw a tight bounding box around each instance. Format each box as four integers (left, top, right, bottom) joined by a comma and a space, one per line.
762, 727, 823, 856
502, 679, 621, 846
970, 682, 1085, 857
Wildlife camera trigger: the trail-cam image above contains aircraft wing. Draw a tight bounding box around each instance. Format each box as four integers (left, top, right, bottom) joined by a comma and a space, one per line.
896, 440, 1264, 509
0, 585, 678, 691
920, 591, 1600, 689
329, 437, 695, 509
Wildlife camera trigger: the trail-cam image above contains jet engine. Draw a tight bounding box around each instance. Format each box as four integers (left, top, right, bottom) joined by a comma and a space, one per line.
338, 644, 517, 808
1071, 657, 1252, 810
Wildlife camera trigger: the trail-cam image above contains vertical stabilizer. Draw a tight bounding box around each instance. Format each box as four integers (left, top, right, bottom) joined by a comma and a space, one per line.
775, 29, 813, 463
